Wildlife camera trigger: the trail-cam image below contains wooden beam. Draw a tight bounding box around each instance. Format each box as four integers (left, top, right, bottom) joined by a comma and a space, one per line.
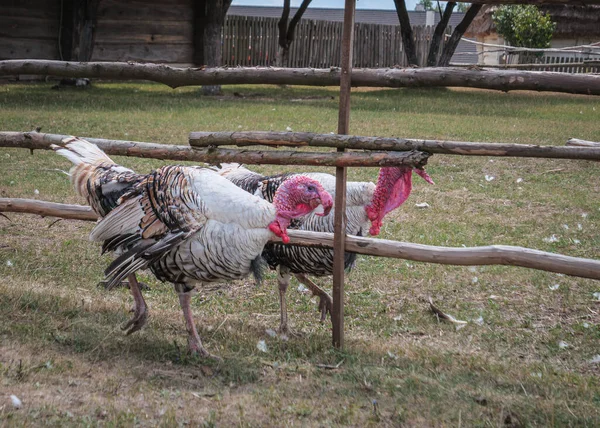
0, 132, 430, 168
3, 199, 599, 281
2, 60, 600, 96
189, 131, 600, 161
59, 0, 98, 62
332, 0, 356, 349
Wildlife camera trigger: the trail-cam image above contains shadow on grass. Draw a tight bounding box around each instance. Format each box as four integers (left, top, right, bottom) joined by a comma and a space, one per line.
0, 283, 367, 386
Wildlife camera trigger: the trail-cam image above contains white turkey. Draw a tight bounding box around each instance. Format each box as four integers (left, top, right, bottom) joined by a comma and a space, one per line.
218, 163, 433, 334
53, 137, 333, 358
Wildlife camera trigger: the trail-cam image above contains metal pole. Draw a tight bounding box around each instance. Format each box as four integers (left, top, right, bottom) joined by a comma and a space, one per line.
332, 0, 356, 349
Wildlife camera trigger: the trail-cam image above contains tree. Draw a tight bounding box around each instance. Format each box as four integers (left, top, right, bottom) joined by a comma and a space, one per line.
394, 0, 482, 66
427, 1, 456, 66
277, 0, 313, 67
493, 5, 556, 50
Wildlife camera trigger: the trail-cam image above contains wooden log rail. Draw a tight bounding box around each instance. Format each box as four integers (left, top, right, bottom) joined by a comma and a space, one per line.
2, 198, 599, 281
190, 131, 600, 161
0, 132, 430, 168
2, 60, 600, 96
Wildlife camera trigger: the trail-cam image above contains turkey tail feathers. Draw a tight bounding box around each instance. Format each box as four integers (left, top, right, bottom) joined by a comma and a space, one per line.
51, 136, 115, 166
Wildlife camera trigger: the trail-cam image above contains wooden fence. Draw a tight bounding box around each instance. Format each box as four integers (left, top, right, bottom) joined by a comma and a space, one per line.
223, 15, 442, 68
497, 53, 600, 73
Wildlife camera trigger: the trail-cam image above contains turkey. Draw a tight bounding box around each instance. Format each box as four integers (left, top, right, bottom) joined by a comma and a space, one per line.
52, 137, 149, 334
218, 163, 433, 334
54, 137, 333, 358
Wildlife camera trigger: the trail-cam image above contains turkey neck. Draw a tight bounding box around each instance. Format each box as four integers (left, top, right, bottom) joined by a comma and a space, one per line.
365, 166, 414, 236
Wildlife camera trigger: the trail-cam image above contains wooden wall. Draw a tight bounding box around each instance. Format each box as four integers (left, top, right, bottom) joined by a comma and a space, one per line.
0, 0, 61, 60
0, 0, 195, 66
92, 0, 194, 66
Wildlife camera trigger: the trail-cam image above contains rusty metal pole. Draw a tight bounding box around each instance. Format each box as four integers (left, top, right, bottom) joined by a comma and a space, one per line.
332, 0, 356, 349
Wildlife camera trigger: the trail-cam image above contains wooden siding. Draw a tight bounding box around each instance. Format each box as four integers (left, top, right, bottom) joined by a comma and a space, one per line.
0, 0, 60, 60
92, 0, 194, 64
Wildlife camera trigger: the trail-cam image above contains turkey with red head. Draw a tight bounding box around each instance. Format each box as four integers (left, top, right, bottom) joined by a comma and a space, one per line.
218, 163, 433, 335
54, 137, 333, 358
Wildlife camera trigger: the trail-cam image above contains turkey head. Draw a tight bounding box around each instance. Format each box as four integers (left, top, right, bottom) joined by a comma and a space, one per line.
270, 176, 333, 243
365, 166, 434, 236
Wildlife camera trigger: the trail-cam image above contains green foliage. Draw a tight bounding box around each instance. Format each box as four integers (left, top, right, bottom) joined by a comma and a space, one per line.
493, 5, 556, 49
416, 0, 434, 11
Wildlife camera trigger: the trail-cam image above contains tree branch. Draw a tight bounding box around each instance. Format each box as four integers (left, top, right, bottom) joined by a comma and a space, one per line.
286, 0, 313, 46
393, 0, 419, 66
438, 3, 483, 66
427, 2, 456, 67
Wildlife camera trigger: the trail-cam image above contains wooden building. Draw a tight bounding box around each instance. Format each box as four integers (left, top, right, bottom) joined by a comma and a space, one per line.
465, 4, 600, 65
1, 1, 475, 68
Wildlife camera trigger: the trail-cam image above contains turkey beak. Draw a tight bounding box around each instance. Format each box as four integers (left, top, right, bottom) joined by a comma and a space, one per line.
315, 189, 333, 217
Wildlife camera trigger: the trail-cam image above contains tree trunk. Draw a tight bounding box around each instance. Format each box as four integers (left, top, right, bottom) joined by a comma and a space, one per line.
438, 3, 483, 66
427, 2, 455, 66
276, 0, 311, 67
195, 0, 231, 95
393, 0, 418, 66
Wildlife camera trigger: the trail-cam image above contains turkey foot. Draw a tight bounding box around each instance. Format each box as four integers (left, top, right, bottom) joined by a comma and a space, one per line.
277, 322, 303, 339
294, 274, 332, 322
121, 274, 148, 335
178, 290, 222, 361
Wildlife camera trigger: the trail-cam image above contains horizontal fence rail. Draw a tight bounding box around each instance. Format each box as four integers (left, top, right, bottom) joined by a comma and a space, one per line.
0, 132, 430, 168
2, 198, 599, 281
2, 60, 600, 95
189, 131, 600, 161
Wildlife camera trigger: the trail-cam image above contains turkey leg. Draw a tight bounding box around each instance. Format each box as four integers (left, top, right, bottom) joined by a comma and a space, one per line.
277, 265, 292, 336
177, 289, 221, 360
294, 273, 332, 323
121, 274, 148, 335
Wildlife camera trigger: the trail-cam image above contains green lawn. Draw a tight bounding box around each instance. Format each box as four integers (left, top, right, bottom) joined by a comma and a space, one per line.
1, 82, 599, 426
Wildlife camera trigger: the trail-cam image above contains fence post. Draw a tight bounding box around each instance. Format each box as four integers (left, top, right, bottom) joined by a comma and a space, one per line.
333, 0, 356, 350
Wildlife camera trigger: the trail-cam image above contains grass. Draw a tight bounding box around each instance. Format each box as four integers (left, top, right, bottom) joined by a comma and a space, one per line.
1, 81, 599, 426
